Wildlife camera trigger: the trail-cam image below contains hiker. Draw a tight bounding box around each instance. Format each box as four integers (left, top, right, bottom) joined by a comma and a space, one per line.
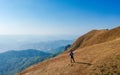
69, 50, 75, 63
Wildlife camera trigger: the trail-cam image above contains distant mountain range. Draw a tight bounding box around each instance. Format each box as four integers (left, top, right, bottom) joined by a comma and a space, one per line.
0, 42, 71, 75
0, 49, 52, 75
20, 40, 73, 52
0, 39, 73, 53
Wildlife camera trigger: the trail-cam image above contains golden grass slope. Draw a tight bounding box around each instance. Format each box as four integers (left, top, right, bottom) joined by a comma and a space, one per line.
69, 26, 120, 51
18, 26, 120, 75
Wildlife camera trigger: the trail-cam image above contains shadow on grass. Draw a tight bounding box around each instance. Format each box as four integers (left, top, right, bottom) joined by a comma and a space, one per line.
75, 62, 92, 66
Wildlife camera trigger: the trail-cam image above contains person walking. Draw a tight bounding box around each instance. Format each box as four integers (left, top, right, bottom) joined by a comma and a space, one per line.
69, 50, 75, 63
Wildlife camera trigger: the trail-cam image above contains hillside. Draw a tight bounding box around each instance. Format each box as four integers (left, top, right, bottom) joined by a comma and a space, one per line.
69, 26, 120, 51
19, 26, 120, 75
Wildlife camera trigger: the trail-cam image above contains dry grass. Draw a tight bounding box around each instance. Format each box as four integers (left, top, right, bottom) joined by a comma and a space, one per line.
18, 26, 120, 75
69, 26, 120, 51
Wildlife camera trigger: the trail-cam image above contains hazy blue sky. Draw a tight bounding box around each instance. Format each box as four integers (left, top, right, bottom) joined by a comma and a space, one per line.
0, 0, 120, 36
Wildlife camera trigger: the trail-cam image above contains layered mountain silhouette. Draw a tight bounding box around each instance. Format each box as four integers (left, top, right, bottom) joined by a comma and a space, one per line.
0, 49, 52, 75
0, 40, 72, 75
19, 26, 120, 75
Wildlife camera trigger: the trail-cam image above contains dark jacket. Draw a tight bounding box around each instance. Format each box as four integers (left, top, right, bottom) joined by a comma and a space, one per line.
70, 51, 74, 58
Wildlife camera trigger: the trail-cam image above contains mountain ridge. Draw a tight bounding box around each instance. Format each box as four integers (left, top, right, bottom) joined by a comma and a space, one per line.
68, 26, 120, 51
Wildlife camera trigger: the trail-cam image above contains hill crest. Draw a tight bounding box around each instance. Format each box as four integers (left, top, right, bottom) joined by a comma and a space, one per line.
68, 26, 120, 51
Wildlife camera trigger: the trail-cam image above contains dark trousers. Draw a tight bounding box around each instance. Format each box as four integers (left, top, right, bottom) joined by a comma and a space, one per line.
70, 56, 75, 63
